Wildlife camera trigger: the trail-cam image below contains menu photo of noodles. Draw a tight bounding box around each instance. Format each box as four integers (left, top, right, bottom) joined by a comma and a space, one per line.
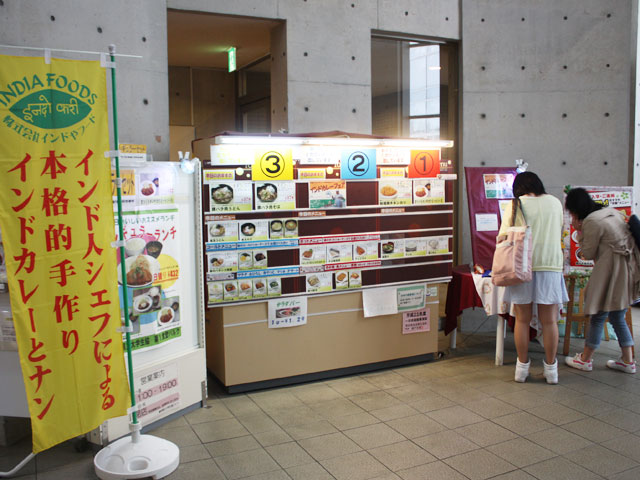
239, 220, 269, 241
207, 220, 238, 243
255, 182, 296, 211
378, 180, 413, 206
207, 181, 252, 213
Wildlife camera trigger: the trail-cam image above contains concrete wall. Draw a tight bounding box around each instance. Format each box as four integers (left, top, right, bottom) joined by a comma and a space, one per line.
167, 0, 460, 135
461, 0, 634, 263
0, 0, 634, 264
0, 0, 171, 161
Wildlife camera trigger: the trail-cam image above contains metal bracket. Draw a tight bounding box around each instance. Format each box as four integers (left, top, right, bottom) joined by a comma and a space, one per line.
118, 325, 133, 333
100, 52, 116, 69
111, 240, 125, 248
201, 380, 208, 405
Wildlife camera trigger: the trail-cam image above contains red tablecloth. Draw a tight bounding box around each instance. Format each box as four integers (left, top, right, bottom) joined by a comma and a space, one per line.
444, 265, 484, 334
444, 265, 526, 337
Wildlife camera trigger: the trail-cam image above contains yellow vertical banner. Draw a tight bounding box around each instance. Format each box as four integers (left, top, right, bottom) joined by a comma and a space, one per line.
0, 55, 130, 453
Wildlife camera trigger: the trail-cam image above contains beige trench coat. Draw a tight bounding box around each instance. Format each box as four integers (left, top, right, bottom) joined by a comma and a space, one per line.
580, 207, 640, 314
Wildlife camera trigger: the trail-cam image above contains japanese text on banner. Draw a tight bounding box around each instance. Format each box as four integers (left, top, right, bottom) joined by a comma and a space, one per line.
0, 55, 130, 453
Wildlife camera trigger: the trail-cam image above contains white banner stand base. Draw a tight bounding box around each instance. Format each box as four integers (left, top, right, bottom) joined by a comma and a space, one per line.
94, 434, 179, 480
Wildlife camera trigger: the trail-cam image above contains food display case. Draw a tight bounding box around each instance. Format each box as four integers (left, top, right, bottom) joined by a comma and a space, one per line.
195, 134, 455, 392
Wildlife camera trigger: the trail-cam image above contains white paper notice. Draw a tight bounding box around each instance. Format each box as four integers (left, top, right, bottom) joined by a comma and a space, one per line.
134, 362, 181, 423
475, 213, 499, 232
268, 297, 308, 328
397, 284, 426, 312
362, 287, 399, 318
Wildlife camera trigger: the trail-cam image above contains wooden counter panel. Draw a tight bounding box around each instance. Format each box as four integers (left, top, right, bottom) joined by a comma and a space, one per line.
206, 289, 441, 387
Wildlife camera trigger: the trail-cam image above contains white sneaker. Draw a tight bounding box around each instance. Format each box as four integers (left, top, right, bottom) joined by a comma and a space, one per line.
606, 358, 636, 374
565, 353, 593, 372
515, 358, 530, 383
543, 359, 558, 385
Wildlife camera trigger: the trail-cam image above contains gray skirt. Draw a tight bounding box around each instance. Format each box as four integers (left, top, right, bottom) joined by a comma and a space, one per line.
506, 271, 569, 305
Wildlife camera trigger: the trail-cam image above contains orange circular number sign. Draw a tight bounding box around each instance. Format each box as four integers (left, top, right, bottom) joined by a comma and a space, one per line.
409, 150, 440, 178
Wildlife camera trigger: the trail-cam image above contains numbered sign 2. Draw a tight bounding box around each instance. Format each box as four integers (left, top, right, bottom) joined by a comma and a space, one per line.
408, 149, 440, 178
340, 149, 377, 179
252, 148, 293, 181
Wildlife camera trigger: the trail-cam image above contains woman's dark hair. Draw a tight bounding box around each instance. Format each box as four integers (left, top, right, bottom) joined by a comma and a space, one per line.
565, 187, 602, 220
512, 171, 546, 197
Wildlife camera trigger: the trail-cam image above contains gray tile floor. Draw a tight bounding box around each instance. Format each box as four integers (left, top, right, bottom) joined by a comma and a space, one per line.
3, 308, 640, 479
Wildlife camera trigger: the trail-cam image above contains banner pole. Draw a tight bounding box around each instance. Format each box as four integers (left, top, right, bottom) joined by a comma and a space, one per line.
95, 45, 179, 479
108, 44, 139, 437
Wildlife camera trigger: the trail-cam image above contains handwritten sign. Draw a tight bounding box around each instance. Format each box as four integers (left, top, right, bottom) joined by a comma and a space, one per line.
119, 143, 147, 162
268, 297, 307, 328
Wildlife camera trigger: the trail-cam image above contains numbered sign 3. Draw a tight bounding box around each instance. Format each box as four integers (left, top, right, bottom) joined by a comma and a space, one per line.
408, 149, 441, 178
340, 149, 377, 180
252, 148, 294, 181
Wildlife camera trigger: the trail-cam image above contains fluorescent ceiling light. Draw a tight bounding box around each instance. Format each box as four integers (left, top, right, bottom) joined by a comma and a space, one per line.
380, 139, 453, 148
214, 136, 454, 148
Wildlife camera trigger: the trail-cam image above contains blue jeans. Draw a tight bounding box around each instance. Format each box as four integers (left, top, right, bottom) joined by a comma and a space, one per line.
586, 309, 634, 350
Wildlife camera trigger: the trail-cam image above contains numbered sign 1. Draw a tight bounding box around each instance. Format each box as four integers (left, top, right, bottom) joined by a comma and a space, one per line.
408, 149, 441, 178
252, 148, 293, 181
340, 149, 377, 180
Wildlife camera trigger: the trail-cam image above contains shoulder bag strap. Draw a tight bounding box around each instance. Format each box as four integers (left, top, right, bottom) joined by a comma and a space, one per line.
510, 197, 527, 227
510, 197, 518, 226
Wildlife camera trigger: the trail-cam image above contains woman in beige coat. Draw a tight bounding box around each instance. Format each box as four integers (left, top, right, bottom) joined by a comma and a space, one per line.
565, 188, 640, 373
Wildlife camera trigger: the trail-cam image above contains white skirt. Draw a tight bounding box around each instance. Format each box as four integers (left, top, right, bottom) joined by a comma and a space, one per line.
506, 271, 569, 305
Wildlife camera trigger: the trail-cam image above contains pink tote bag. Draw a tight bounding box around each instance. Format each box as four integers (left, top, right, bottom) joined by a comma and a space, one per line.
491, 199, 532, 286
